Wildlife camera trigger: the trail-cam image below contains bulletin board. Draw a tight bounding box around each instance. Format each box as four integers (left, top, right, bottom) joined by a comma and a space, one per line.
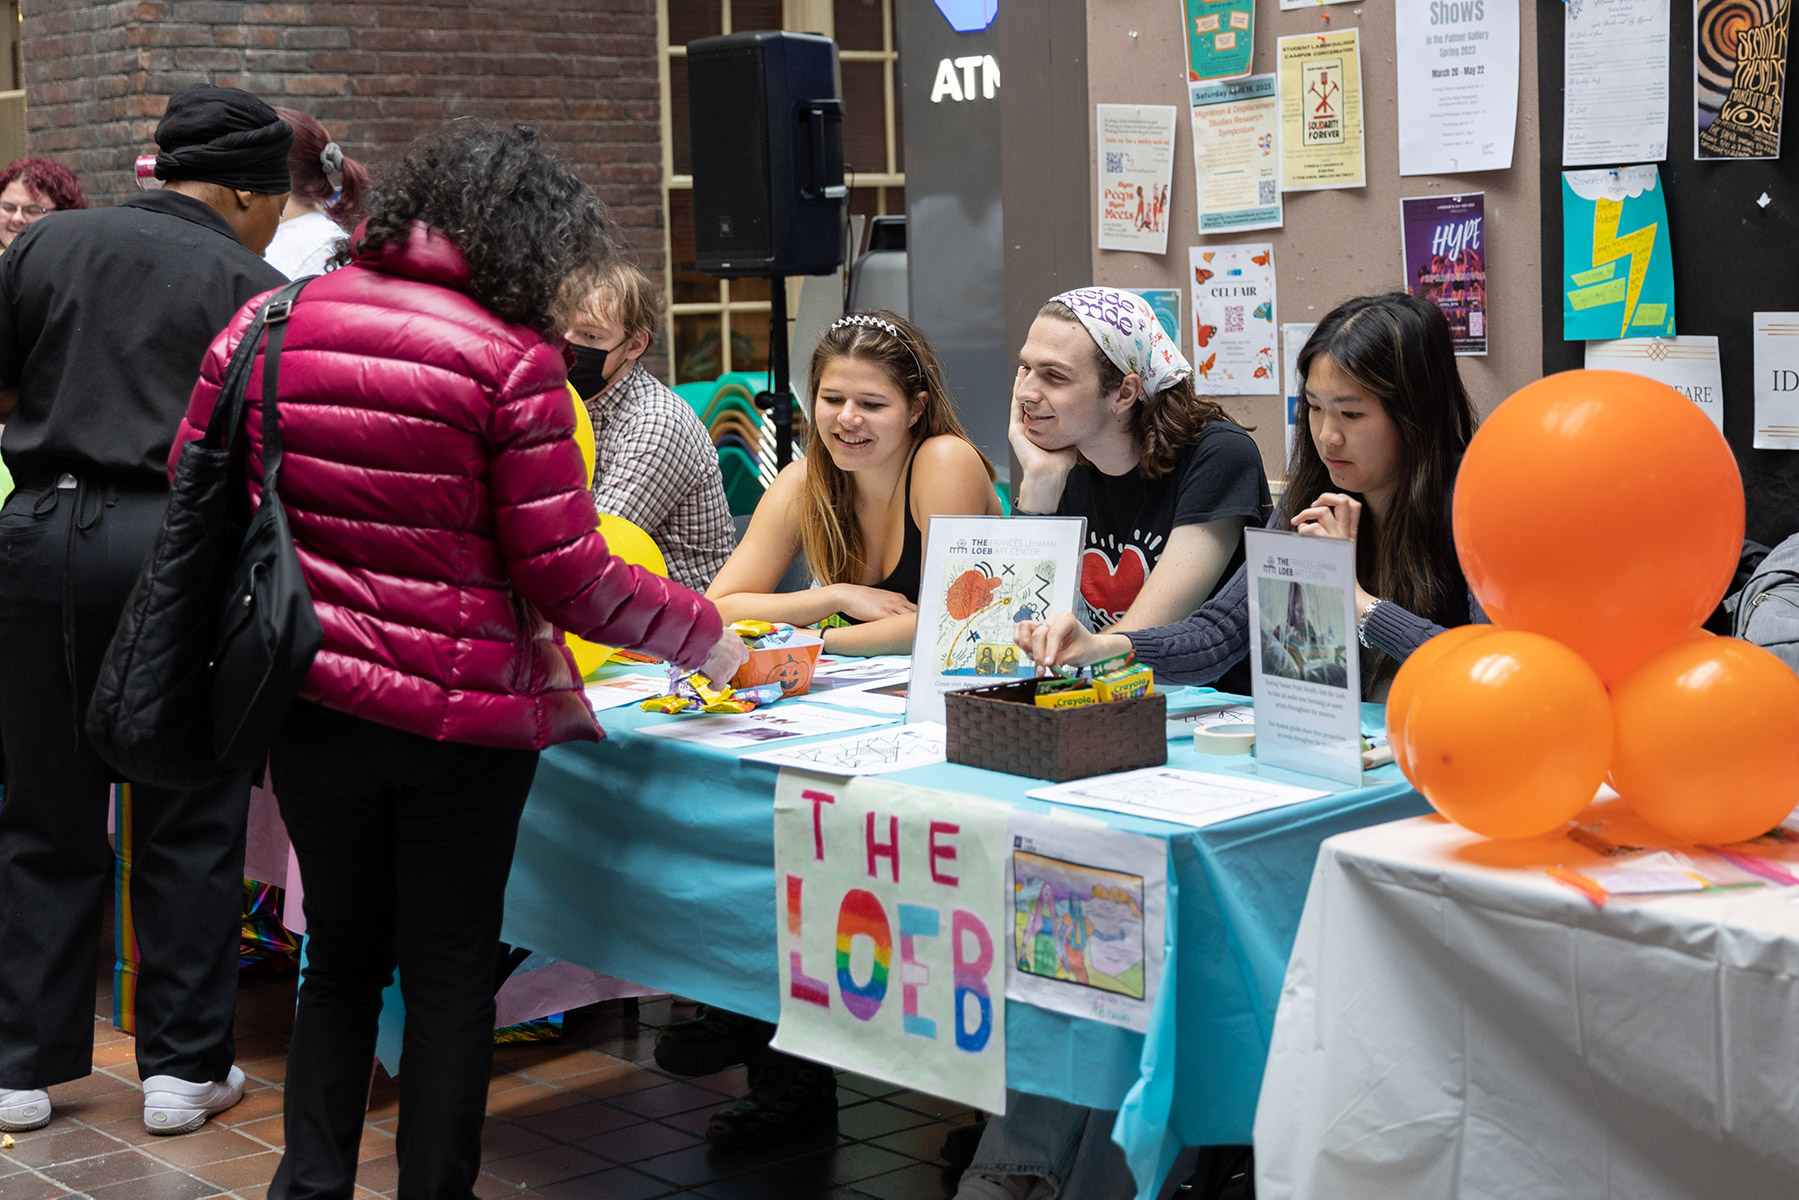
1537, 0, 1799, 547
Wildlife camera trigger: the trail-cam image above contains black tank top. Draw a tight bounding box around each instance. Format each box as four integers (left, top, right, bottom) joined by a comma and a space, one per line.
872, 453, 923, 603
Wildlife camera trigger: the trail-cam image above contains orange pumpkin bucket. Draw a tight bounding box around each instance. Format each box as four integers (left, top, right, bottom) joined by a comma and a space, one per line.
730, 630, 825, 698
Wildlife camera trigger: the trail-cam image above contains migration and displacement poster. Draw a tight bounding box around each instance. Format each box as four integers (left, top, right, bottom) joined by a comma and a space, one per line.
1695, 0, 1792, 159
1401, 194, 1488, 355
1097, 104, 1177, 254
1190, 243, 1279, 395
1278, 29, 1366, 190
1562, 166, 1677, 340
1183, 0, 1255, 82
1190, 73, 1283, 234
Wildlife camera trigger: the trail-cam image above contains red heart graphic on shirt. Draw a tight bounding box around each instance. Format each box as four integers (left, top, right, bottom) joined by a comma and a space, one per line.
1081, 545, 1149, 625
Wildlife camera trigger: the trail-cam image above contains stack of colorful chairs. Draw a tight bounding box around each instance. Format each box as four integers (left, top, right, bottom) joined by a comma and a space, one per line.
676, 372, 807, 516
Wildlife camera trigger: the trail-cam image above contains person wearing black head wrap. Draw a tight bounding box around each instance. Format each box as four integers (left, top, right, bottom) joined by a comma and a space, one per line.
151, 83, 293, 257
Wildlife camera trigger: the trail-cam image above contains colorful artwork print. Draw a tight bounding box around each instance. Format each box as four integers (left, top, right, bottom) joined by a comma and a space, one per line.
937, 558, 1054, 678
1256, 577, 1351, 689
1012, 851, 1147, 1001
1696, 0, 1792, 158
1401, 194, 1487, 356
1562, 167, 1677, 341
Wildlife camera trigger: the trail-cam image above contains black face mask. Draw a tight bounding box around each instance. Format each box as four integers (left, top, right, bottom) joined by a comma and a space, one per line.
568, 342, 625, 400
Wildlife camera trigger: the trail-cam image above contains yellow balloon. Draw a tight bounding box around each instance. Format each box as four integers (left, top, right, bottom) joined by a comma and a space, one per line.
565, 513, 668, 679
568, 382, 596, 490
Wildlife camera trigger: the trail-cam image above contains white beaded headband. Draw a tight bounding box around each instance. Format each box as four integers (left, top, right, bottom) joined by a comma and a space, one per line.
827, 313, 925, 383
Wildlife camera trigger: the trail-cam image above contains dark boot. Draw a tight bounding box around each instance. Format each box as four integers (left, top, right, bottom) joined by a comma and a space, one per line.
703, 1047, 839, 1148
653, 1006, 775, 1077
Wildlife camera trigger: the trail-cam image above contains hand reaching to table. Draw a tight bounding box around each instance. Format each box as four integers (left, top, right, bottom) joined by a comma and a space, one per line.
1014, 611, 1133, 670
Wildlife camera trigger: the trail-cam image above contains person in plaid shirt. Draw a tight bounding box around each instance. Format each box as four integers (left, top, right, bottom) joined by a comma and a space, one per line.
566, 261, 734, 591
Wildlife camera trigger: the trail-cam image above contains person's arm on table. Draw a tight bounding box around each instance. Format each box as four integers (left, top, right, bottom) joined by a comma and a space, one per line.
1107, 516, 1249, 631
1015, 563, 1252, 684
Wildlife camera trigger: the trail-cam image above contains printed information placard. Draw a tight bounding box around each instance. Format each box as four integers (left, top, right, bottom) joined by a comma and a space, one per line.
773, 773, 1009, 1113
1395, 0, 1520, 175
1753, 313, 1799, 449
1190, 73, 1282, 234
1278, 30, 1366, 190
1281, 322, 1317, 463
1585, 336, 1724, 430
1183, 0, 1256, 82
1402, 194, 1487, 356
1564, 0, 1671, 165
1190, 243, 1279, 395
1097, 104, 1177, 254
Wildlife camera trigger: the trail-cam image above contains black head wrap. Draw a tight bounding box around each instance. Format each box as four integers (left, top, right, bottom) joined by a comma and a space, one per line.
153, 84, 293, 194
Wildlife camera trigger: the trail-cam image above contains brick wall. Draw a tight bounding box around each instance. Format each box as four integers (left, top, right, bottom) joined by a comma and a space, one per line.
21, 0, 669, 374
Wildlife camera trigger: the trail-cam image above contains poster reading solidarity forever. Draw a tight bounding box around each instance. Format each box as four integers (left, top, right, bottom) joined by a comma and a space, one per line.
1695, 0, 1792, 159
1401, 194, 1488, 356
1190, 73, 1283, 234
1189, 243, 1279, 395
772, 773, 1009, 1113
1183, 0, 1256, 81
1394, 0, 1520, 175
1562, 166, 1677, 340
1278, 30, 1366, 190
1097, 105, 1177, 254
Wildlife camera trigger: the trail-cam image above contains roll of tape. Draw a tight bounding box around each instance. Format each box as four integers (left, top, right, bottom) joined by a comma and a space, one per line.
1193, 722, 1255, 754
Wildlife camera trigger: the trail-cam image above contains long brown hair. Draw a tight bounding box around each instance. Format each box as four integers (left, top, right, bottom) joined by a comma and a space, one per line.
799, 311, 996, 585
1038, 300, 1241, 479
1288, 293, 1477, 682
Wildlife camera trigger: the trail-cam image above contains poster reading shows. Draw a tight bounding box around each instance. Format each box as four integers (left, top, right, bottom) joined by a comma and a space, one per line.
1562, 166, 1677, 341
1395, 0, 1520, 175
1097, 104, 1177, 254
1695, 0, 1792, 159
1278, 30, 1366, 190
1585, 336, 1724, 430
1753, 313, 1799, 448
1183, 0, 1256, 82
1190, 73, 1283, 234
1401, 194, 1488, 356
1189, 243, 1279, 395
773, 774, 1010, 1113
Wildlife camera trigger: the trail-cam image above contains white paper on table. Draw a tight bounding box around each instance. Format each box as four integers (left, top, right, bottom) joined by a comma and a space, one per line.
582, 673, 674, 710
1584, 336, 1724, 431
1563, 0, 1670, 165
1754, 313, 1799, 448
1584, 852, 1708, 895
1006, 811, 1168, 1034
636, 703, 890, 750
1395, 0, 1519, 175
808, 685, 909, 716
1190, 74, 1282, 235
808, 657, 913, 693
1026, 766, 1327, 830
1167, 703, 1254, 739
741, 722, 947, 776
1281, 322, 1316, 464
1097, 104, 1177, 254
1190, 244, 1279, 395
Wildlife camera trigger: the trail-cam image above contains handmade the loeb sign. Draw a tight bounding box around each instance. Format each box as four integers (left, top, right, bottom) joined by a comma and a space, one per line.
771, 772, 1009, 1113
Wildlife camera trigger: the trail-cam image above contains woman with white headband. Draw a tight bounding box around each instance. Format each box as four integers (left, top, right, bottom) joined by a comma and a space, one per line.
263, 107, 367, 279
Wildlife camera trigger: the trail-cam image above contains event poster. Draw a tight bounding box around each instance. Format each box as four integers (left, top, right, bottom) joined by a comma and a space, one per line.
1562, 166, 1677, 340
772, 773, 1009, 1113
1006, 810, 1167, 1034
1190, 73, 1283, 234
1401, 194, 1488, 356
1394, 0, 1520, 175
1584, 336, 1724, 430
906, 516, 1085, 726
1190, 243, 1279, 395
1183, 0, 1255, 82
1097, 104, 1177, 254
1281, 322, 1317, 464
1244, 528, 1362, 785
1695, 0, 1792, 159
1278, 30, 1366, 190
1127, 288, 1183, 347
1752, 313, 1799, 448
1563, 0, 1671, 165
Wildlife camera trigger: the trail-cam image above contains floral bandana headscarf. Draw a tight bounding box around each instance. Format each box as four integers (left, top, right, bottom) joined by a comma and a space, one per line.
1049, 287, 1192, 395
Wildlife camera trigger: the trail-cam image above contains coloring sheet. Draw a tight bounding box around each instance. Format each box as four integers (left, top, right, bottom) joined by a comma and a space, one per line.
743, 722, 948, 776
637, 704, 889, 751
1027, 766, 1328, 829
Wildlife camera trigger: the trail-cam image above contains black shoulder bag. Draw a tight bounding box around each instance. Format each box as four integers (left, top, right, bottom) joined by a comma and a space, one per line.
87, 278, 323, 788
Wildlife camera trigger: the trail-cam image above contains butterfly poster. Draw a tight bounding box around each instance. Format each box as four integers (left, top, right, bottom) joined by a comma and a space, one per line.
1189, 243, 1279, 395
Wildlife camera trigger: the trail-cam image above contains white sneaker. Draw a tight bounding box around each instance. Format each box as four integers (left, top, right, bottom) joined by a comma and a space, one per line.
141, 1065, 245, 1135
0, 1087, 51, 1132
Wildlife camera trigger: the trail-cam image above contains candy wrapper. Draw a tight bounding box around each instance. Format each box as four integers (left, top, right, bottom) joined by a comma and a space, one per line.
639, 670, 789, 715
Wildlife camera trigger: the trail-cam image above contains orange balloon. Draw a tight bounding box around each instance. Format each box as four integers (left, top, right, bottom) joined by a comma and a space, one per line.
1386, 624, 1498, 784
1404, 630, 1612, 839
1610, 636, 1799, 843
1453, 370, 1743, 686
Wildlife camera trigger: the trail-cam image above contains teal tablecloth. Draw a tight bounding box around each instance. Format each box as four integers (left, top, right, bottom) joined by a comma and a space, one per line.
501, 670, 1427, 1197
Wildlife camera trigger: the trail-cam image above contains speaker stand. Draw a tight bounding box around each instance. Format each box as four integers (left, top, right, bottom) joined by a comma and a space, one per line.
756, 274, 794, 469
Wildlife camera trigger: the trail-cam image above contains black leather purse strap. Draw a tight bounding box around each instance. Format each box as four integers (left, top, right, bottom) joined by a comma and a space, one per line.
257, 287, 303, 493
200, 278, 312, 454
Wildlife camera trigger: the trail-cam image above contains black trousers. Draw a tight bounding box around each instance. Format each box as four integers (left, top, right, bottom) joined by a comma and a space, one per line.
268, 699, 538, 1200
0, 481, 249, 1090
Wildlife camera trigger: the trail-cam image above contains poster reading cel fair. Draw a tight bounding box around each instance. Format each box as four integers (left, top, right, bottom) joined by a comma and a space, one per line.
1278, 30, 1365, 190
1401, 194, 1487, 356
772, 774, 1009, 1113
1562, 166, 1676, 341
1695, 0, 1793, 159
1190, 73, 1282, 234
1190, 243, 1279, 395
906, 516, 1085, 726
1244, 528, 1361, 785
1753, 314, 1799, 449
1394, 0, 1520, 175
1097, 105, 1177, 254
1183, 0, 1255, 82
1584, 336, 1724, 430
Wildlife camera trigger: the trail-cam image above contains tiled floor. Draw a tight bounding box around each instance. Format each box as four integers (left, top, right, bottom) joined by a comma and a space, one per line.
0, 960, 977, 1199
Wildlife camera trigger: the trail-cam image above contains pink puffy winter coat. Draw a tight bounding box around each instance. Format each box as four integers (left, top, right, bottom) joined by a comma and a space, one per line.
172, 222, 722, 750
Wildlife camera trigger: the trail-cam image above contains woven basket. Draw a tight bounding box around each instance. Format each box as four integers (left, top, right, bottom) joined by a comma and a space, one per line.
944, 679, 1167, 782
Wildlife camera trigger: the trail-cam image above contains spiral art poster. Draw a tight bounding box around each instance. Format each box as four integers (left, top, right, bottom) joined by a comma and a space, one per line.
1695, 0, 1793, 158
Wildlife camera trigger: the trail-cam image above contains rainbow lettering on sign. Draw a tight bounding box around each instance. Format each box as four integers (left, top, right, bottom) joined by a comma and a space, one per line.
835, 888, 892, 1020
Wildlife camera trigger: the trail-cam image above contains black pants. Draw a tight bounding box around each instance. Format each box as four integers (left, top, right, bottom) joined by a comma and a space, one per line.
0, 481, 249, 1089
268, 699, 538, 1200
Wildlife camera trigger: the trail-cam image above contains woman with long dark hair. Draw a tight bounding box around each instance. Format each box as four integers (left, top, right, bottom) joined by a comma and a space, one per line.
262, 107, 368, 279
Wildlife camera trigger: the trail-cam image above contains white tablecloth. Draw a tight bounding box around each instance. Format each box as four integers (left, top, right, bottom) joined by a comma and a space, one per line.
1254, 807, 1799, 1199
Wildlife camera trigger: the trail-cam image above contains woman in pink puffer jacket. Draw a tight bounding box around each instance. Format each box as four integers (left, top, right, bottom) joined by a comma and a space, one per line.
172, 126, 745, 1200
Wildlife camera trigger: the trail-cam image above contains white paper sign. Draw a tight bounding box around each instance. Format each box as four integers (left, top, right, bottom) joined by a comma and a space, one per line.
1753, 313, 1799, 449
1395, 0, 1520, 175
1281, 322, 1317, 465
1584, 336, 1724, 430
1026, 766, 1328, 828
1190, 243, 1280, 395
772, 773, 1009, 1113
1006, 811, 1167, 1033
1245, 528, 1362, 784
1097, 104, 1177, 254
1563, 0, 1671, 165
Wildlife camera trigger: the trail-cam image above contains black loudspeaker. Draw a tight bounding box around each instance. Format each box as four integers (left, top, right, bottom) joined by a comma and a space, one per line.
687, 30, 846, 278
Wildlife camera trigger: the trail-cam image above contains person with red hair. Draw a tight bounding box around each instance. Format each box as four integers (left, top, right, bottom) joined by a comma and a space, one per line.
263, 107, 367, 279
0, 158, 85, 249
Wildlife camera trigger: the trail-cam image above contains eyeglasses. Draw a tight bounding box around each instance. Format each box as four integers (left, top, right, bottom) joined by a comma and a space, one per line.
0, 202, 53, 219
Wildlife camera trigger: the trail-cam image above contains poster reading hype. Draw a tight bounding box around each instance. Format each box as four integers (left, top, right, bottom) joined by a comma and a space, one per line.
1400, 193, 1487, 356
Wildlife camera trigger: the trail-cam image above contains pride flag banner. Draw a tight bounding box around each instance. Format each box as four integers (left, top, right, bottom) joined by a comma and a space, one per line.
772, 772, 1009, 1113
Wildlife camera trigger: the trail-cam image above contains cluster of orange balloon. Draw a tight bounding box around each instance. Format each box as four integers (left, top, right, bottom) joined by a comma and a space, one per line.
1388, 370, 1799, 843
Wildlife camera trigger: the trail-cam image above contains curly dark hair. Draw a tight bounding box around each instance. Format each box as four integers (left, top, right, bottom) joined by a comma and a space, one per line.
348, 124, 615, 334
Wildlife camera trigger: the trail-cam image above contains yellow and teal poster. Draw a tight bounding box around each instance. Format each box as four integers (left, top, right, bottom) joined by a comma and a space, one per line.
1183, 0, 1255, 82
1562, 166, 1677, 341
